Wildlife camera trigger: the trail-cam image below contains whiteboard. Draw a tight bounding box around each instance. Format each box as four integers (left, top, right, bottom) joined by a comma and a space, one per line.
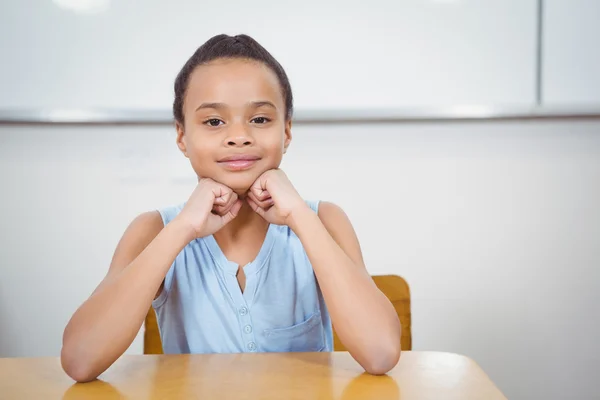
0, 0, 537, 112
543, 0, 600, 104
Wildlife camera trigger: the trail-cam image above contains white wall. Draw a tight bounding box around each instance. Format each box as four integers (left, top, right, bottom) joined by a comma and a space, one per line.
1, 119, 599, 400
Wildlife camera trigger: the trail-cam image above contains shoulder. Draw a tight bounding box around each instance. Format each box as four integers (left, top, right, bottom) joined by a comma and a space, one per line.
126, 211, 165, 238
102, 210, 166, 286
315, 201, 352, 227
112, 211, 165, 262
156, 203, 186, 226
286, 200, 352, 237
314, 201, 365, 268
314, 201, 357, 241
303, 200, 350, 220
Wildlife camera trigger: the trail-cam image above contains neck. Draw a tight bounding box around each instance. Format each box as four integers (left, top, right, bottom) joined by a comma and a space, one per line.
213, 200, 269, 244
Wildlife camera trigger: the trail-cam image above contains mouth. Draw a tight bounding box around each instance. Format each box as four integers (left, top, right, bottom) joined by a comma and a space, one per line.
217, 154, 261, 171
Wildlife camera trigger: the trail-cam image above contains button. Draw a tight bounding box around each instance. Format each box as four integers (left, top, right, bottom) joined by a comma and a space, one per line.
244, 325, 252, 334
239, 306, 248, 316
247, 342, 257, 351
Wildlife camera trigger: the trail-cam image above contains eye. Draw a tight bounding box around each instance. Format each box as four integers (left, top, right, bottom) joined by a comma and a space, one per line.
251, 116, 271, 124
204, 118, 224, 127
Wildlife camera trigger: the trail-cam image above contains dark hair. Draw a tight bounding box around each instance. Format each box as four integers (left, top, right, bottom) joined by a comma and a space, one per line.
173, 34, 293, 124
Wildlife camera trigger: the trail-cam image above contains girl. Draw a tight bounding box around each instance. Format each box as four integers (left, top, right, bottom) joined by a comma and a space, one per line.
61, 34, 401, 382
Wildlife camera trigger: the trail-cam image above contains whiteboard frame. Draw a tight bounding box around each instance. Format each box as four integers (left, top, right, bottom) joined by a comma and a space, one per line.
1, 105, 600, 124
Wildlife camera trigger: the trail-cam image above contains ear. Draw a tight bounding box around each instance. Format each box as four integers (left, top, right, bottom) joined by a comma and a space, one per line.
175, 121, 189, 158
283, 119, 292, 154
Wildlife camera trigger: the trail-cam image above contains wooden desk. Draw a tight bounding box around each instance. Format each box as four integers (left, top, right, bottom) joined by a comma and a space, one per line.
0, 351, 506, 399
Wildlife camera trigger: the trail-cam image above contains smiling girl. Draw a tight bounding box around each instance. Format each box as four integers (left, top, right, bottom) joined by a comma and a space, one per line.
61, 34, 401, 382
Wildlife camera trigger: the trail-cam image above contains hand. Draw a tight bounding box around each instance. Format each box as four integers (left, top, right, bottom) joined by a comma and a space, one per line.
176, 178, 242, 239
246, 169, 310, 226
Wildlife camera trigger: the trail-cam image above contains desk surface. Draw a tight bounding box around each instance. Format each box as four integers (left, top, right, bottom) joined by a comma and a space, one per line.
1, 351, 506, 399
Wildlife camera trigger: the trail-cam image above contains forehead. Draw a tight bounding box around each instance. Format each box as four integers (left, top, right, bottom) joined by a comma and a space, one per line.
185, 58, 283, 109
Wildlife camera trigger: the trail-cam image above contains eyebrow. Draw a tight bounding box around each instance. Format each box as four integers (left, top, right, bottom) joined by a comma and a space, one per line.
194, 101, 277, 113
195, 102, 226, 112
249, 101, 277, 110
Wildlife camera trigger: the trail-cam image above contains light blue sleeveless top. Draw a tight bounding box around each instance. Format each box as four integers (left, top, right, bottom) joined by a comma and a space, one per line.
152, 200, 333, 354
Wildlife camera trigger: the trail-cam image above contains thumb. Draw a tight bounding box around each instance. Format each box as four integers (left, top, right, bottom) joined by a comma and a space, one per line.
251, 175, 268, 195
219, 199, 243, 226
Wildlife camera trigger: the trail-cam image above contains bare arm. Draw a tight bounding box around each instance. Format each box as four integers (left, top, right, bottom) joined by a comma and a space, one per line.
61, 211, 194, 382
60, 177, 242, 383
289, 202, 401, 375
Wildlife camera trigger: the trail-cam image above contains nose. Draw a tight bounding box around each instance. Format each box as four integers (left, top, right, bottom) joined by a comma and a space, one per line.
225, 124, 254, 147
226, 136, 253, 147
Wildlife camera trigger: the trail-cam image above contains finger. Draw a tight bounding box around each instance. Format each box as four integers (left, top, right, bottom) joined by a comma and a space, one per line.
213, 180, 236, 201
222, 191, 238, 211
247, 190, 274, 209
213, 192, 239, 216
213, 184, 237, 209
247, 190, 273, 207
212, 204, 228, 216
250, 186, 271, 201
246, 197, 266, 218
220, 200, 243, 226
250, 176, 269, 197
213, 192, 228, 206
257, 189, 271, 202
212, 197, 228, 215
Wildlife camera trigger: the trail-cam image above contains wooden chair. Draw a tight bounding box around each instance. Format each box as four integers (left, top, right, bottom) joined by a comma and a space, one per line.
144, 274, 411, 354
144, 306, 163, 355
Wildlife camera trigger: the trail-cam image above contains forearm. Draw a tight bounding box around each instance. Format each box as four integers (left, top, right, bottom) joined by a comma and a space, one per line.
61, 218, 193, 382
289, 207, 401, 374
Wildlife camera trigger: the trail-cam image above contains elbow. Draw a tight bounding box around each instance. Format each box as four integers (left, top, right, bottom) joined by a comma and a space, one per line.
60, 345, 100, 383
361, 315, 402, 375
363, 349, 400, 375
361, 342, 401, 375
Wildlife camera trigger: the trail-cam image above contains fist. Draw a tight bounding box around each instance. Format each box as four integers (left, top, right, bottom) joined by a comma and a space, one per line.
176, 178, 242, 239
246, 169, 309, 226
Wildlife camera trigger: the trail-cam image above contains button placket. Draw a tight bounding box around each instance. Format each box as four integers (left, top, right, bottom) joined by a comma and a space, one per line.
237, 304, 257, 352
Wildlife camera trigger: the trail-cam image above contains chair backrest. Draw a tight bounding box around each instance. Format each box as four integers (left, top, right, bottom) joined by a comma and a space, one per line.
144, 305, 163, 354
144, 274, 411, 354
332, 275, 412, 351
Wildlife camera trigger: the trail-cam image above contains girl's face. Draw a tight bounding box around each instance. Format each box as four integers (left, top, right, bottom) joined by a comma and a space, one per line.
176, 58, 291, 195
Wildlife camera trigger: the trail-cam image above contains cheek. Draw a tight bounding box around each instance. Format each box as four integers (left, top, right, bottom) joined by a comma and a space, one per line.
263, 137, 285, 164
262, 126, 287, 149
185, 137, 216, 172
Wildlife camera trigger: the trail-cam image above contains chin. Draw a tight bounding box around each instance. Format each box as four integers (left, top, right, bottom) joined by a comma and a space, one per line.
218, 173, 258, 195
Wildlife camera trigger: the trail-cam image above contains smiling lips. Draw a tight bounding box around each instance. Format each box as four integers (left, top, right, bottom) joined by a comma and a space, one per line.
217, 154, 260, 171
